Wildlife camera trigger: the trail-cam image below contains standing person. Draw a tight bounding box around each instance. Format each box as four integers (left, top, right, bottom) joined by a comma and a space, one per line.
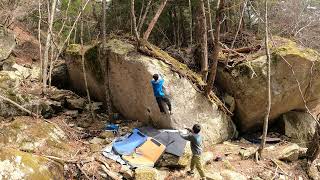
151, 74, 172, 114
179, 124, 206, 180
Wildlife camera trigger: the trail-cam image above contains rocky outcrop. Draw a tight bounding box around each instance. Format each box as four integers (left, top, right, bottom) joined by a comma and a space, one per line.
65, 39, 236, 144
0, 148, 64, 180
0, 27, 16, 61
216, 37, 320, 131
0, 117, 70, 157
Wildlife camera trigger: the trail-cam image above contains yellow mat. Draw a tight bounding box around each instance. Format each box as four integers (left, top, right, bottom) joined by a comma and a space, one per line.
123, 137, 166, 167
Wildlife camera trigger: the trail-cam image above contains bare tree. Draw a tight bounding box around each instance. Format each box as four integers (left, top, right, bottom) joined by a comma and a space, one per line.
131, 0, 140, 40
102, 0, 107, 44
205, 0, 224, 95
188, 0, 193, 45
199, 0, 208, 80
206, 0, 214, 44
258, 0, 271, 158
225, 0, 248, 66
102, 0, 112, 121
42, 0, 58, 89
38, 0, 42, 82
143, 0, 168, 41
138, 0, 152, 33
80, 0, 95, 120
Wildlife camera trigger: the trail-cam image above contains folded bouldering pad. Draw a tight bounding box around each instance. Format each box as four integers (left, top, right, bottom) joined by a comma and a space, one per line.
123, 137, 166, 167
139, 127, 187, 156
113, 128, 148, 155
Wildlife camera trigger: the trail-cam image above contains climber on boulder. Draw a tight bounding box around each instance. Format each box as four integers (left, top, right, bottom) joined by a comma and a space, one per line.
151, 74, 172, 115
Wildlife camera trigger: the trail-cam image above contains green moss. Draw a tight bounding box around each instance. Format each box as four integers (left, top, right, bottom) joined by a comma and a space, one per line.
271, 37, 320, 61
0, 148, 64, 180
85, 45, 104, 83
66, 44, 81, 56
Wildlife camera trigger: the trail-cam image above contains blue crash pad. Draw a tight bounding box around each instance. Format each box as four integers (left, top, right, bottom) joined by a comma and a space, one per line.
113, 128, 148, 155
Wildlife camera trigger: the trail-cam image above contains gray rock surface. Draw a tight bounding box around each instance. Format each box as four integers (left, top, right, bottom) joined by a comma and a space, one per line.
0, 27, 16, 61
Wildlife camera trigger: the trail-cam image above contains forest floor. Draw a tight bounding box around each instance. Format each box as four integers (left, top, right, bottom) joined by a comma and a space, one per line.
36, 110, 309, 179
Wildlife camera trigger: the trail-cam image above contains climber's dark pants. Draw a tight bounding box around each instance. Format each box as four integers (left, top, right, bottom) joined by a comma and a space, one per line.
156, 96, 172, 113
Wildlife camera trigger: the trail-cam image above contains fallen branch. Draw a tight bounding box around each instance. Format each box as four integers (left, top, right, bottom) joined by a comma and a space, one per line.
222, 45, 261, 54
44, 155, 93, 164
270, 159, 289, 177
0, 94, 38, 117
77, 163, 90, 180
96, 158, 121, 180
220, 42, 245, 58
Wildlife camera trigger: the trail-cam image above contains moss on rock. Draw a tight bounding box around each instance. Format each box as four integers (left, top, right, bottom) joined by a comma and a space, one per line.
0, 148, 64, 180
0, 117, 70, 156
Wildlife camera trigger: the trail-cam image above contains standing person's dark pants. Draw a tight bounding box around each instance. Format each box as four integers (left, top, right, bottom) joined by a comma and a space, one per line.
156, 96, 172, 113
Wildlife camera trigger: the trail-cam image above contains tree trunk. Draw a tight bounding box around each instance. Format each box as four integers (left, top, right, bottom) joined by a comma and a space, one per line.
258, 0, 271, 158
205, 0, 224, 95
206, 0, 214, 44
102, 0, 112, 121
143, 0, 168, 41
38, 0, 42, 82
188, 0, 193, 46
80, 0, 94, 120
42, 0, 57, 89
131, 0, 140, 40
102, 0, 107, 44
199, 0, 208, 80
138, 0, 152, 33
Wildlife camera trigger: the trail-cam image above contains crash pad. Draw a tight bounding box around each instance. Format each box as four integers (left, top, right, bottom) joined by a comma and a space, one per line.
113, 128, 148, 155
139, 127, 187, 156
123, 137, 166, 167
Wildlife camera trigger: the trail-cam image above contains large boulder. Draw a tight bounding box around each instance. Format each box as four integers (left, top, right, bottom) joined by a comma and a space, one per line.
0, 148, 64, 180
216, 37, 320, 131
0, 27, 16, 61
65, 39, 236, 144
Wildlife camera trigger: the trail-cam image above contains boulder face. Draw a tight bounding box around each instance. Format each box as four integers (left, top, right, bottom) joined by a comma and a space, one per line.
216, 37, 320, 131
282, 111, 316, 147
65, 44, 105, 102
0, 27, 16, 61
65, 39, 236, 144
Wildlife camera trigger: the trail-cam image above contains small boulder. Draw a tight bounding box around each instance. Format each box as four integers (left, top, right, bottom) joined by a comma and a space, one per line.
220, 170, 247, 180
0, 27, 16, 61
64, 110, 79, 118
12, 63, 31, 79
66, 98, 85, 110
239, 147, 257, 159
30, 66, 41, 80
120, 165, 134, 179
278, 143, 300, 162
135, 167, 161, 180
206, 172, 223, 180
202, 151, 214, 165
158, 142, 192, 168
